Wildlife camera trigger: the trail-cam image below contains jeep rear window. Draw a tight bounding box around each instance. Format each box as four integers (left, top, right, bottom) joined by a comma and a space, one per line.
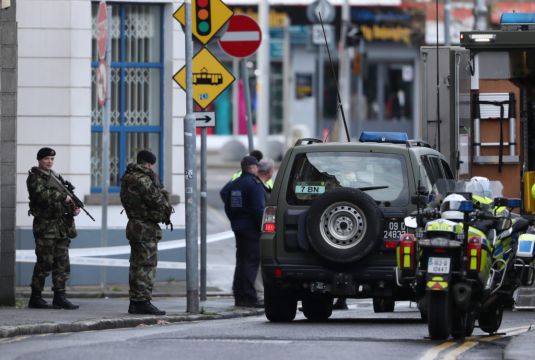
286, 152, 409, 206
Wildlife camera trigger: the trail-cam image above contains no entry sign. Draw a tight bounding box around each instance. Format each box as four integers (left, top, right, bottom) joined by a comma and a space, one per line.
218, 15, 262, 58
97, 1, 108, 60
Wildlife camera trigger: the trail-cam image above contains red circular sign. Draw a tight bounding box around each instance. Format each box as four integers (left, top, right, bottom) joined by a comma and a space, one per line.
96, 60, 108, 108
218, 15, 262, 58
97, 1, 108, 60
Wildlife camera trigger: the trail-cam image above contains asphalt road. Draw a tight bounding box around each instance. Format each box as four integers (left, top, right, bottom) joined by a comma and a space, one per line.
2, 301, 534, 360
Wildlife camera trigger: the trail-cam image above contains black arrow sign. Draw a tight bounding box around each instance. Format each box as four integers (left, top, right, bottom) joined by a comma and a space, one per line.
193, 111, 216, 127
196, 115, 212, 123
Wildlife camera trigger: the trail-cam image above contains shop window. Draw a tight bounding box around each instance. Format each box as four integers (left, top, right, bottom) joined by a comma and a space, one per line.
90, 3, 163, 192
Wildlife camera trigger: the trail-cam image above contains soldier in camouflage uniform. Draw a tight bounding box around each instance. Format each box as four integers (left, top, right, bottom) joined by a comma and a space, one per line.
120, 150, 173, 315
27, 147, 81, 310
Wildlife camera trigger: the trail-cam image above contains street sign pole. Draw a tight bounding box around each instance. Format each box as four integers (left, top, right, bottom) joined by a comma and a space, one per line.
200, 127, 207, 301
184, 0, 199, 314
241, 60, 254, 153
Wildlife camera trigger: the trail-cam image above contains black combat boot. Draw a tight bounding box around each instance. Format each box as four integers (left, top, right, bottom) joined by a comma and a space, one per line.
52, 291, 79, 310
128, 300, 166, 315
28, 289, 52, 309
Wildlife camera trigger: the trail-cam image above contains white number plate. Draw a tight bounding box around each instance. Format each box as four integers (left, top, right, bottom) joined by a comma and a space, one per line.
428, 257, 451, 274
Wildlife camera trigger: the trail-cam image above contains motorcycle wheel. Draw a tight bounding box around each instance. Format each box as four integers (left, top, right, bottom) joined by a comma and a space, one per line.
479, 306, 503, 334
427, 292, 451, 340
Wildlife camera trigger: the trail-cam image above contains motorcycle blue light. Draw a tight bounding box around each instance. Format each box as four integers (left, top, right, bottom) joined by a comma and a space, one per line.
500, 13, 535, 24
458, 200, 474, 213
506, 198, 521, 209
359, 131, 408, 144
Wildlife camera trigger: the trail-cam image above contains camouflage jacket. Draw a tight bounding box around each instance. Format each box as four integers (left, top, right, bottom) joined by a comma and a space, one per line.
27, 167, 77, 238
120, 163, 173, 225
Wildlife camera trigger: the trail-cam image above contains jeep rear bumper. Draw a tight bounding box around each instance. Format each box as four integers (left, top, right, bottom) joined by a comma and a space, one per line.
262, 263, 414, 300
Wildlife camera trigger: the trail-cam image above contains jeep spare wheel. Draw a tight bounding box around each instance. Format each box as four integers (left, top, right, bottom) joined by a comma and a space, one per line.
306, 187, 383, 263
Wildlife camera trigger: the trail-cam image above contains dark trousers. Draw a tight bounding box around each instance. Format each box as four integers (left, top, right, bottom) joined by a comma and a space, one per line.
233, 230, 260, 302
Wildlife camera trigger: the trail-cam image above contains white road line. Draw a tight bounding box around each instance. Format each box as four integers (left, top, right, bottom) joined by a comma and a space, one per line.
16, 230, 235, 268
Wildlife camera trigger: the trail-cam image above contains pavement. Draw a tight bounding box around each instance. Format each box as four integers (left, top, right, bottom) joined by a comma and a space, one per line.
0, 283, 263, 339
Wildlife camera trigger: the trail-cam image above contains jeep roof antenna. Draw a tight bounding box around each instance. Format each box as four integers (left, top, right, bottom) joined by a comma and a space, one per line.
318, 12, 350, 142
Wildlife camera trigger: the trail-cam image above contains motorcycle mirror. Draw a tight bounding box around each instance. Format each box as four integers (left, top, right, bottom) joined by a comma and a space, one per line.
411, 195, 428, 206
404, 216, 418, 229
493, 197, 508, 207
496, 217, 512, 231
417, 186, 429, 196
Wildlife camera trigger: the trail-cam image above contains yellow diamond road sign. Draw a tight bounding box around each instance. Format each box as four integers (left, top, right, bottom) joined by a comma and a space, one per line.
173, 48, 235, 109
173, 0, 233, 45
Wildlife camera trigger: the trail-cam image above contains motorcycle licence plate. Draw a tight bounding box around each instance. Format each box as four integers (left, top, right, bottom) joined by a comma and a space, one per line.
428, 257, 451, 274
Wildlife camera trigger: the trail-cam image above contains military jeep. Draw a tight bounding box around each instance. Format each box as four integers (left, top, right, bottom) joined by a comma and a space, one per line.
260, 132, 454, 322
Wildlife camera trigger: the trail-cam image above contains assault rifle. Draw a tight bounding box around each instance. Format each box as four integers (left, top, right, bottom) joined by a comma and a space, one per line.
50, 174, 96, 222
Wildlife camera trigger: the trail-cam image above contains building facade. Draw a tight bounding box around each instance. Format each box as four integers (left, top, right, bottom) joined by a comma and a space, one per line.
14, 0, 187, 286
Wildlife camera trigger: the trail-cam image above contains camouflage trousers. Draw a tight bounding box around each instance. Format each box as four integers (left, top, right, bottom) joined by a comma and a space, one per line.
31, 237, 71, 292
127, 219, 162, 301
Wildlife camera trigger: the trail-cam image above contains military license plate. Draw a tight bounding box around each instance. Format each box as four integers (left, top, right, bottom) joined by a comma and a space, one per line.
428, 257, 451, 274
383, 219, 406, 240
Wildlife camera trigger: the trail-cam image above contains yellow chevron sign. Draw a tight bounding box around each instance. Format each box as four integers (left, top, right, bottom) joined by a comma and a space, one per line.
426, 276, 449, 290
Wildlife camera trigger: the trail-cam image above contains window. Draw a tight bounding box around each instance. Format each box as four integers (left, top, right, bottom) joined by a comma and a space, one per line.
91, 3, 163, 192
287, 152, 409, 206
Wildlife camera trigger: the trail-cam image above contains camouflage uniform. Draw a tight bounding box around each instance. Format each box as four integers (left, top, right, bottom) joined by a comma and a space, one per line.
120, 163, 172, 301
27, 167, 77, 293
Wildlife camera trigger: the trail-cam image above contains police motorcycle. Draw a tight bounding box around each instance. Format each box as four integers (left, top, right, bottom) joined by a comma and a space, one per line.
396, 178, 533, 340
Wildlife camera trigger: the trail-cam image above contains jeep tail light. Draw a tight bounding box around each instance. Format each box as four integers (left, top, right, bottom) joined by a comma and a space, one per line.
274, 266, 283, 278
262, 206, 276, 233
467, 236, 481, 272
385, 241, 398, 249
398, 233, 415, 270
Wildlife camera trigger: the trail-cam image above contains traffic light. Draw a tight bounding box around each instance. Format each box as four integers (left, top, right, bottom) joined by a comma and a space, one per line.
195, 0, 211, 36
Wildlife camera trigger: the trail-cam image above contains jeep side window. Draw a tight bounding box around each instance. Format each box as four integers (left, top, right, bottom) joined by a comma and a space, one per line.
421, 155, 447, 184
440, 159, 454, 179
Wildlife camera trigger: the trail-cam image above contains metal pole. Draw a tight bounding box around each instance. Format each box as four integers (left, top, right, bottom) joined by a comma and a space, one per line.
200, 127, 207, 301
100, 4, 112, 291
184, 0, 199, 314
256, 0, 270, 153
241, 59, 254, 152
282, 17, 291, 145
474, 0, 488, 31
444, 0, 451, 46
355, 38, 364, 138
316, 47, 324, 138
337, 0, 351, 140
232, 59, 239, 135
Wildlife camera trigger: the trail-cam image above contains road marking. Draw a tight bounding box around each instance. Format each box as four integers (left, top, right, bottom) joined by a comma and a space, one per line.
421, 325, 534, 360
420, 341, 456, 360
443, 341, 478, 360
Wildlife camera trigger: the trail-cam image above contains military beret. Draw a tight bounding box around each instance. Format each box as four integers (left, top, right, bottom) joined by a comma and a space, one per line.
37, 147, 56, 160
137, 150, 157, 165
